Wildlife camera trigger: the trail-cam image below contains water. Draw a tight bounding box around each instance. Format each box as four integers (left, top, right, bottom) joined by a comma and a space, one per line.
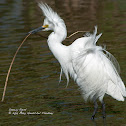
0, 0, 126, 125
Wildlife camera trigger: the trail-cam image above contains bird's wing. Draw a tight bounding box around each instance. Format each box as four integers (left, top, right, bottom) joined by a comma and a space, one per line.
71, 26, 126, 101
70, 26, 106, 101
103, 49, 120, 74
72, 48, 126, 102
72, 47, 108, 102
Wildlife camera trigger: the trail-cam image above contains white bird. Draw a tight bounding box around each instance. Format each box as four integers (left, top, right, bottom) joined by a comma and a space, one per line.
28, 3, 126, 119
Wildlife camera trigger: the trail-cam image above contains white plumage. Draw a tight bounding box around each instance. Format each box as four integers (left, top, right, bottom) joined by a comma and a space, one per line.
70, 27, 126, 102
30, 3, 126, 119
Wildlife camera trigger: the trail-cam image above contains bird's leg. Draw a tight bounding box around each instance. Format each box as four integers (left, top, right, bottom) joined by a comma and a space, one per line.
91, 101, 98, 120
101, 101, 106, 119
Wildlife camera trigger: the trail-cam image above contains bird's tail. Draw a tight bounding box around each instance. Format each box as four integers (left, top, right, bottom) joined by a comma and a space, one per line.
106, 80, 126, 101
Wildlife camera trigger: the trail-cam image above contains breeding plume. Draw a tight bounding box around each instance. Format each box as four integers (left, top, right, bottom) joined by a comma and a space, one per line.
29, 3, 126, 119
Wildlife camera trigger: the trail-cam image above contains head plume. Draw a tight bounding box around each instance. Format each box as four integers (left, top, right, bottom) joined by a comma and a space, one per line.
38, 3, 65, 28
38, 3, 67, 40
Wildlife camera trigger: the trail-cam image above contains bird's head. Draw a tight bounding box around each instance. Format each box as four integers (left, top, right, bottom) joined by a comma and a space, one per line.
28, 3, 66, 36
42, 18, 54, 31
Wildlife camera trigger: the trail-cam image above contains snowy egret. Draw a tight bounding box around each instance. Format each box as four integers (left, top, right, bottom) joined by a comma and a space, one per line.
29, 3, 126, 119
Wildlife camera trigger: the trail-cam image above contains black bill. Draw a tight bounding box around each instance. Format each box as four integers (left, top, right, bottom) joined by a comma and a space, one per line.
28, 26, 45, 34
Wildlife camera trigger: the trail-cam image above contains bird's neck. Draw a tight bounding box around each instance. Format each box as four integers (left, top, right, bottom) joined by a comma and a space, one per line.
53, 24, 67, 42
47, 24, 67, 49
47, 26, 71, 84
47, 26, 68, 63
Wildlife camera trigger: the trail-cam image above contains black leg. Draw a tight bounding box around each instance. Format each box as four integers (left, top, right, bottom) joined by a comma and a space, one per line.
91, 101, 98, 120
102, 101, 106, 119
